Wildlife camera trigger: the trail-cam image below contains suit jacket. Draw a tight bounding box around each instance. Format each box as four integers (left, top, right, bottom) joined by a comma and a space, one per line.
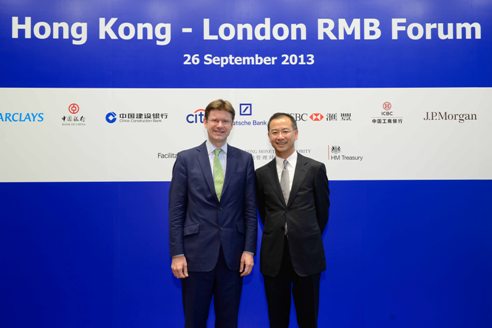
169, 142, 257, 272
256, 153, 329, 277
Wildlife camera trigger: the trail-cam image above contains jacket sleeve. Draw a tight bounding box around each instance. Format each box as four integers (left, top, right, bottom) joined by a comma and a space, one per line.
314, 163, 330, 232
243, 154, 258, 254
168, 153, 188, 257
255, 169, 266, 226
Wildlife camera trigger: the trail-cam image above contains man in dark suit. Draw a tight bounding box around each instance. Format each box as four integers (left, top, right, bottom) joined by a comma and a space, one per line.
169, 99, 257, 328
256, 113, 330, 328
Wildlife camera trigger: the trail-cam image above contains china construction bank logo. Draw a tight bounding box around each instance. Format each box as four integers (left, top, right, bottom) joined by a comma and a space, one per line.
106, 112, 117, 124
0, 112, 44, 123
371, 101, 403, 125
106, 112, 168, 124
62, 103, 86, 126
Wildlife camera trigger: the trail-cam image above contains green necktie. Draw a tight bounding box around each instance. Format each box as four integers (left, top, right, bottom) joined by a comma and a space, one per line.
213, 148, 224, 200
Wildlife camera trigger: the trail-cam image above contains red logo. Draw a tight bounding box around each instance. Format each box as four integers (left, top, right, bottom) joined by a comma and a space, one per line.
383, 102, 392, 111
309, 113, 324, 121
68, 103, 80, 114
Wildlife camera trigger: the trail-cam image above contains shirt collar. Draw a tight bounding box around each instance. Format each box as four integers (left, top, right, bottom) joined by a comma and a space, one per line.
206, 140, 228, 155
275, 151, 297, 169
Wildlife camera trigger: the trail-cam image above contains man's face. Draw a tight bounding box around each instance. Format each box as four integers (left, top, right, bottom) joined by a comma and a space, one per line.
268, 116, 298, 158
204, 110, 233, 147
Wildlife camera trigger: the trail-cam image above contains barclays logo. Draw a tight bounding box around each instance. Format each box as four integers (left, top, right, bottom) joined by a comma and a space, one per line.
0, 112, 44, 123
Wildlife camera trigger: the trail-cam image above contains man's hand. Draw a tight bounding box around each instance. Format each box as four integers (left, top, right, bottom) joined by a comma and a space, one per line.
171, 255, 189, 279
239, 252, 254, 277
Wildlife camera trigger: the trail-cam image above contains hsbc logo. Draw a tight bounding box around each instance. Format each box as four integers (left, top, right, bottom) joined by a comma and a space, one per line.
290, 113, 325, 122
290, 113, 307, 121
309, 113, 324, 121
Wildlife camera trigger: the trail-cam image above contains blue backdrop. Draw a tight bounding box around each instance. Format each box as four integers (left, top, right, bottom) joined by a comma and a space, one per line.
1, 181, 491, 327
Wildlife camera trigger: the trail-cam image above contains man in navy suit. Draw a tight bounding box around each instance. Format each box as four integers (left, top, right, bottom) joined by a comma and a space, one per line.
256, 113, 330, 328
169, 99, 257, 328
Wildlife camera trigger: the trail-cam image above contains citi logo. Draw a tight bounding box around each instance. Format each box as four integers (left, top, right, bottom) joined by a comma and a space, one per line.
186, 109, 205, 124
309, 113, 324, 121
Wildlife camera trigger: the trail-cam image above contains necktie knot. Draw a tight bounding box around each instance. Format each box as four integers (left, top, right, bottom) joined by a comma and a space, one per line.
283, 159, 288, 169
214, 148, 221, 157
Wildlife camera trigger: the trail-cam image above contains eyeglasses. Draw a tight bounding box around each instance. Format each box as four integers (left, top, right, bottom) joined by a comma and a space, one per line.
269, 129, 295, 137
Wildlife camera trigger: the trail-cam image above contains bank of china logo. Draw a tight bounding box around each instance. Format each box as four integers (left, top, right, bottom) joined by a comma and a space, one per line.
62, 103, 85, 126
68, 103, 80, 114
106, 112, 117, 124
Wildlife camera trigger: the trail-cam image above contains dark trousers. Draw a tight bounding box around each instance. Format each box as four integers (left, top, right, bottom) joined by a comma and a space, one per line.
181, 248, 242, 328
263, 239, 320, 328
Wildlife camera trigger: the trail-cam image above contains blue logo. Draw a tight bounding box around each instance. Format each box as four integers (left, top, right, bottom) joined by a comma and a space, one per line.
0, 112, 44, 123
186, 109, 205, 124
239, 103, 252, 116
106, 112, 117, 123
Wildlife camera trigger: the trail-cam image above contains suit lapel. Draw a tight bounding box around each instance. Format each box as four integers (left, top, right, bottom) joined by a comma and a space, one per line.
221, 146, 235, 198
266, 159, 286, 206
197, 142, 216, 199
288, 153, 308, 207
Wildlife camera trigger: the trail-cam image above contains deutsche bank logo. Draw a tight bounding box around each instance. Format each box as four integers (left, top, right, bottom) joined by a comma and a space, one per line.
239, 103, 252, 116
106, 112, 117, 123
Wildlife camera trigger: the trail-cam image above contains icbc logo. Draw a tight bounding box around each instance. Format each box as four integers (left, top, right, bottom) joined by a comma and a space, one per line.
309, 113, 324, 121
186, 109, 205, 124
381, 101, 393, 116
68, 103, 80, 114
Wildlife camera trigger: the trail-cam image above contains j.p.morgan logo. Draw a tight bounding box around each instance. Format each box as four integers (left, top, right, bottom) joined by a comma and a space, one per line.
423, 111, 477, 123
